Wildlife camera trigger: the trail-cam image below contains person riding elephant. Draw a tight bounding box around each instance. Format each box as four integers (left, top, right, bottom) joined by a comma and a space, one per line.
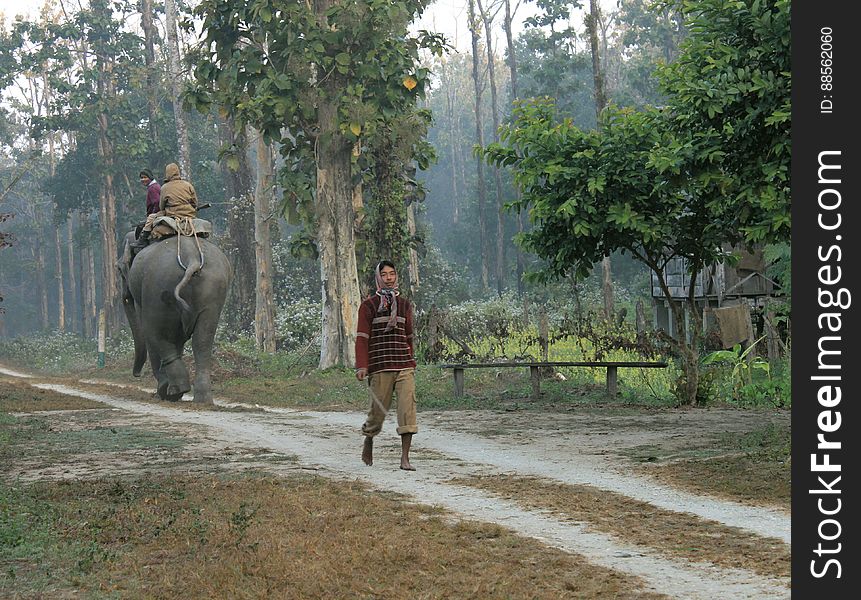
131, 162, 198, 250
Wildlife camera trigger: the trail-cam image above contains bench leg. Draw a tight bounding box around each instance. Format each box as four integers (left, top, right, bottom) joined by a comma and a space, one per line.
530, 366, 541, 400
606, 366, 618, 396
453, 368, 464, 398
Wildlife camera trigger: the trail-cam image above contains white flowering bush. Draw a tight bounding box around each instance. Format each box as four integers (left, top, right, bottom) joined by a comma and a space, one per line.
274, 297, 321, 351
0, 331, 94, 372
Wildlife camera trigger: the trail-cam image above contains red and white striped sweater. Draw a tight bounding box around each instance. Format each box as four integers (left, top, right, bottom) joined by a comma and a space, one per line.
355, 295, 416, 374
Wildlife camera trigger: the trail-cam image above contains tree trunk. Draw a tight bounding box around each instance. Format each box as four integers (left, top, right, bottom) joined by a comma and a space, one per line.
502, 0, 525, 294
588, 0, 614, 319
81, 244, 97, 339
219, 116, 256, 332
502, 0, 519, 101
80, 247, 90, 338
587, 0, 608, 117
33, 241, 49, 330
253, 130, 277, 353
468, 0, 489, 290
601, 256, 614, 320
67, 215, 79, 334
96, 110, 119, 332
316, 95, 360, 369
445, 62, 459, 225
478, 0, 507, 295
140, 0, 159, 148
97, 183, 119, 333
165, 0, 191, 178
54, 225, 65, 332
406, 201, 420, 293
652, 262, 699, 405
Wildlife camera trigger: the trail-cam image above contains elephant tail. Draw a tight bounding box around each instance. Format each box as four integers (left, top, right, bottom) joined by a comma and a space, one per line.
173, 258, 202, 314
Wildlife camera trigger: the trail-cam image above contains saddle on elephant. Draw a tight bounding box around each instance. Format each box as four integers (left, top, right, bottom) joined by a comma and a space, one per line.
150, 216, 213, 240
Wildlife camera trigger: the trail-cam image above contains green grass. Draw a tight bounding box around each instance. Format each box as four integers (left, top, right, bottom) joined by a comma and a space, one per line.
2, 330, 796, 409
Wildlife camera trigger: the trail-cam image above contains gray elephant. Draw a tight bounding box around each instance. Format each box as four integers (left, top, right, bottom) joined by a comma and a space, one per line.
117, 230, 232, 403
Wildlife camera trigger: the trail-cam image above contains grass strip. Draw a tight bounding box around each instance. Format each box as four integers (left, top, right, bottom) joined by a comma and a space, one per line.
450, 474, 790, 580
2, 474, 669, 599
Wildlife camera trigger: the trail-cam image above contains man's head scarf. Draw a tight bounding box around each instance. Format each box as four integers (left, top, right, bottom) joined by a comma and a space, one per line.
375, 262, 399, 332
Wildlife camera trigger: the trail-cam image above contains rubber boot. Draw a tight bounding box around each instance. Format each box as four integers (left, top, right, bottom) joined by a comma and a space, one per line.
130, 230, 151, 250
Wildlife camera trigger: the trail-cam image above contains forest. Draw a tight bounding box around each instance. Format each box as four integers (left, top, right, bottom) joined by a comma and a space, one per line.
0, 0, 791, 407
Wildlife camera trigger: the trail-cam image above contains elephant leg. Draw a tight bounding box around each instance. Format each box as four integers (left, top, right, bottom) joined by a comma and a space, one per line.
191, 317, 217, 404
146, 343, 170, 399
123, 301, 147, 377
160, 341, 191, 401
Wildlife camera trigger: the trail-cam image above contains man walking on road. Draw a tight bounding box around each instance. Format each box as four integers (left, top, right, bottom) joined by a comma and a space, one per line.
355, 260, 418, 471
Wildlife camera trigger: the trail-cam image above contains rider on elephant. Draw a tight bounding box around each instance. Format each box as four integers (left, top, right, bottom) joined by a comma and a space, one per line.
131, 162, 198, 250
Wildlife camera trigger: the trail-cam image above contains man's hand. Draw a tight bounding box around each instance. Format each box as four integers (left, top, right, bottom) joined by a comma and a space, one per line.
356, 368, 367, 381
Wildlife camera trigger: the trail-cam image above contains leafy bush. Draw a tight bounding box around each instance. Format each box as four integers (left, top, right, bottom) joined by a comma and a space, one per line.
273, 297, 320, 352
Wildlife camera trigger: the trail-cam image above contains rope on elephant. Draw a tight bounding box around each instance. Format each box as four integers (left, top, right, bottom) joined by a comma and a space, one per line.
175, 217, 205, 274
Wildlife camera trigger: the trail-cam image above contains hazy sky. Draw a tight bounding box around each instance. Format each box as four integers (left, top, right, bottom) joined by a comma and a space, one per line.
414, 0, 542, 53
1, 0, 543, 53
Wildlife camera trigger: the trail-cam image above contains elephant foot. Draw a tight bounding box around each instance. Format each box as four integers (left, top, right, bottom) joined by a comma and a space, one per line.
158, 381, 190, 401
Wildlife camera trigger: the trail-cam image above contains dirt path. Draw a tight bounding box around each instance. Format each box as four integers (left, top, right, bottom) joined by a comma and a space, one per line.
1, 367, 790, 599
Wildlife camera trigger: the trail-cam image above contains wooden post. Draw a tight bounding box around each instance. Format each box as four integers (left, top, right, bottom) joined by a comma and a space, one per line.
453, 368, 464, 397
530, 365, 541, 399
606, 366, 617, 396
765, 300, 780, 364
538, 311, 549, 362
97, 309, 106, 368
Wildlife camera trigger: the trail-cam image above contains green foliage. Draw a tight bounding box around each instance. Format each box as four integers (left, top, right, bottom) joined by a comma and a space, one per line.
479, 0, 790, 404
656, 0, 791, 243
702, 337, 769, 394
702, 339, 789, 407
483, 98, 731, 286
513, 27, 596, 127
357, 109, 436, 286
191, 0, 446, 215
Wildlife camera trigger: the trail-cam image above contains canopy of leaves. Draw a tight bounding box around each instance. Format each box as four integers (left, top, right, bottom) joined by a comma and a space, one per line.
483, 99, 731, 283
656, 0, 790, 243
191, 0, 445, 144
482, 0, 790, 286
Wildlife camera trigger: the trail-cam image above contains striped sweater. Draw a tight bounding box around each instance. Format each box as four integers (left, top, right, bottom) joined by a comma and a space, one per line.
355, 295, 416, 374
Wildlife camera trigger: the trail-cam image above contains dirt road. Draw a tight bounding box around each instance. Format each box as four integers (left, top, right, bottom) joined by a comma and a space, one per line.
1, 366, 790, 599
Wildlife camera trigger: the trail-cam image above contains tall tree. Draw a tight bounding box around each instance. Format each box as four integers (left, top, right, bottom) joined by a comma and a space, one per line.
164, 0, 191, 177
193, 0, 445, 368
66, 214, 79, 333
139, 0, 159, 148
218, 115, 256, 332
502, 0, 526, 293
253, 129, 277, 353
477, 0, 507, 295
467, 0, 490, 290
586, 0, 614, 320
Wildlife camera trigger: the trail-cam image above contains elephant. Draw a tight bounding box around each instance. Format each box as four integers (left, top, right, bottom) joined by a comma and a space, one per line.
117, 230, 232, 403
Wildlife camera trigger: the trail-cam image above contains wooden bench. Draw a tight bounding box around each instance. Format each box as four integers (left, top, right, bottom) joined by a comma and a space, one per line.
439, 361, 669, 399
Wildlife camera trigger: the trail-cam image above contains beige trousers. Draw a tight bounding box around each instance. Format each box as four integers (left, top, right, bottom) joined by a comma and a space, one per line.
361, 368, 417, 437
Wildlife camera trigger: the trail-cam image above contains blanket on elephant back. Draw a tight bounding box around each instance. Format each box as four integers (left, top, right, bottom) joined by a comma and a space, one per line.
151, 216, 212, 239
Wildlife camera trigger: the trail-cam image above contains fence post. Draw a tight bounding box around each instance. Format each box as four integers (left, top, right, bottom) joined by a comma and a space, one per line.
97, 309, 106, 368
